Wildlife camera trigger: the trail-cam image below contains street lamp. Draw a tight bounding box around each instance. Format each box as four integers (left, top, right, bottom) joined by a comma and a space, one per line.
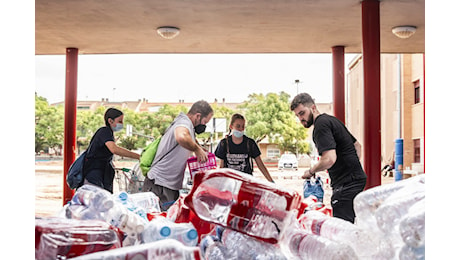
294, 79, 302, 94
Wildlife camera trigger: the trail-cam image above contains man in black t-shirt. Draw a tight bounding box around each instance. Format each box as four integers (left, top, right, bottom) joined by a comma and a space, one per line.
290, 93, 367, 223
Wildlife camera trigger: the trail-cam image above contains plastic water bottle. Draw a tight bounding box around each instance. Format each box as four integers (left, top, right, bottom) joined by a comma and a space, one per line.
105, 203, 145, 246
69, 239, 201, 260
399, 199, 425, 248
399, 244, 425, 260
71, 184, 114, 212
298, 210, 383, 258
279, 228, 358, 260
129, 191, 161, 213
114, 191, 149, 221
354, 174, 425, 230
142, 216, 198, 246
184, 168, 302, 243
35, 217, 125, 260
200, 235, 237, 260
374, 187, 425, 234
220, 228, 288, 260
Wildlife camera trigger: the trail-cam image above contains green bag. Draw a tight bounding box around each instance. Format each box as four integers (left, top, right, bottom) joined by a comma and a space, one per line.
140, 137, 162, 176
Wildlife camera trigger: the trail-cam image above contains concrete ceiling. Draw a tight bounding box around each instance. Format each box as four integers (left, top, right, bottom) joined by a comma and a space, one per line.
35, 0, 424, 55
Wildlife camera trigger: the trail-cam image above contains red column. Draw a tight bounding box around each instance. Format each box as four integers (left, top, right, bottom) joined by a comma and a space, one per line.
362, 0, 381, 189
423, 53, 425, 174
332, 46, 345, 124
63, 48, 78, 205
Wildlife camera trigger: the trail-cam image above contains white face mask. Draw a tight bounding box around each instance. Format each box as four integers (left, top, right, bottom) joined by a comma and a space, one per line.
112, 123, 123, 132
232, 129, 244, 138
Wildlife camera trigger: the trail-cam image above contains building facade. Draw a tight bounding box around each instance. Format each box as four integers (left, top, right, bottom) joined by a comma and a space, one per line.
347, 53, 425, 174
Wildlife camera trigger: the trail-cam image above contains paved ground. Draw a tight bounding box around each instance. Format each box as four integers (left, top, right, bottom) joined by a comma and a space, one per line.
35, 160, 395, 217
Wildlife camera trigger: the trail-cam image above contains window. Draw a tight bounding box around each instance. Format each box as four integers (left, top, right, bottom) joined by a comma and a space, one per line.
414, 80, 420, 104
414, 139, 421, 163
267, 149, 280, 158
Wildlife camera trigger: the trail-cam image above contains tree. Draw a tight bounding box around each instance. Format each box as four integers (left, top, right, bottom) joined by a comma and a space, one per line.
35, 94, 64, 154
240, 92, 310, 155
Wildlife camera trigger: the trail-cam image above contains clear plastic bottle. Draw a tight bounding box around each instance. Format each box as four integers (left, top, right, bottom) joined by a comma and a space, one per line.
200, 235, 238, 260
69, 238, 201, 260
72, 184, 114, 212
129, 191, 161, 213
114, 191, 149, 221
374, 188, 425, 234
279, 228, 358, 260
220, 228, 288, 260
399, 199, 425, 248
298, 210, 383, 258
105, 203, 145, 246
184, 169, 302, 243
35, 217, 125, 260
354, 174, 425, 230
142, 216, 198, 246
399, 244, 425, 260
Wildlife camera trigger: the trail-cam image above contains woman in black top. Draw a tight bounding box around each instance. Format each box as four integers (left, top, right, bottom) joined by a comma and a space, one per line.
83, 108, 140, 193
214, 113, 274, 182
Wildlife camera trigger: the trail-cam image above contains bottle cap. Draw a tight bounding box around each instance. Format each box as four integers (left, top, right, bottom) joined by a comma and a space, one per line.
160, 226, 171, 237
118, 192, 129, 201
187, 229, 198, 240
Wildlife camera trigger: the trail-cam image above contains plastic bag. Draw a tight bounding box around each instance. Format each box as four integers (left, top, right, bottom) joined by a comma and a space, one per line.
303, 177, 324, 202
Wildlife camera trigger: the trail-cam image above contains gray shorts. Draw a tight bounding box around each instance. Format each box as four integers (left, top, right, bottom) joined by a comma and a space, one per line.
142, 178, 179, 211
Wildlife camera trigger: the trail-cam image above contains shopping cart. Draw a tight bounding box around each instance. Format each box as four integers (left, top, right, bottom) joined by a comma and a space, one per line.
114, 163, 145, 194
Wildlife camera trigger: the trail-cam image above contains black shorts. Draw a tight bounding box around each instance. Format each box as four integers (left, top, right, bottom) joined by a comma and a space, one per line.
331, 178, 367, 223
142, 178, 179, 211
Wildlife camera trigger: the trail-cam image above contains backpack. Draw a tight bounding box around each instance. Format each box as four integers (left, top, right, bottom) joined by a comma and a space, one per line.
66, 150, 88, 189
140, 137, 162, 176
139, 120, 178, 176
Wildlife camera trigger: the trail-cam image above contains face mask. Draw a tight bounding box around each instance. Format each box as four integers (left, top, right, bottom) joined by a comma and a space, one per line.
194, 124, 206, 134
112, 123, 123, 132
232, 129, 244, 138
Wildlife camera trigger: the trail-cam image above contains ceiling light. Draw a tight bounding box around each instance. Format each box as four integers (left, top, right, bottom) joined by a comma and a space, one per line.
156, 26, 180, 39
392, 26, 417, 39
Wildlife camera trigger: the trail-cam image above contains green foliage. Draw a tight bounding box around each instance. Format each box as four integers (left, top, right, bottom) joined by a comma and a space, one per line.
240, 92, 310, 155
35, 94, 64, 154
35, 92, 310, 156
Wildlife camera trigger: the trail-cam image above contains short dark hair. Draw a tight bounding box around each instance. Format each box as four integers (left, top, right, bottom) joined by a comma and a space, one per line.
290, 93, 315, 111
188, 100, 213, 117
104, 108, 123, 126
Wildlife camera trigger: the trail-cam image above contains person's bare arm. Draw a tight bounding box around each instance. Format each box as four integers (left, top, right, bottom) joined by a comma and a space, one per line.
254, 156, 275, 182
105, 141, 140, 160
175, 126, 208, 162
302, 149, 336, 179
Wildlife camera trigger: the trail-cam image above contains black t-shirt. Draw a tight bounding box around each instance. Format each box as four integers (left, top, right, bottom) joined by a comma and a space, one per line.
84, 126, 115, 191
214, 135, 261, 175
313, 114, 367, 188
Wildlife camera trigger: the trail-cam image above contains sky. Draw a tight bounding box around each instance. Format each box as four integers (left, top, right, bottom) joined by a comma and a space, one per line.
35, 53, 358, 105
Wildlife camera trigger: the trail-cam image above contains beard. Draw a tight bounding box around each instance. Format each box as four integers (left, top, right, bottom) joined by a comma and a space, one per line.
301, 111, 314, 128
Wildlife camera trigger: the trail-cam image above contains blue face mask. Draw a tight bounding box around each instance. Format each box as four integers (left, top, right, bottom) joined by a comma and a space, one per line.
232, 129, 244, 138
112, 123, 123, 132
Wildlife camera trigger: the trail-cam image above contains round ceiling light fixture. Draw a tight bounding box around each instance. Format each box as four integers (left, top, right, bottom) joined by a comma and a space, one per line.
392, 26, 417, 39
156, 26, 180, 39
